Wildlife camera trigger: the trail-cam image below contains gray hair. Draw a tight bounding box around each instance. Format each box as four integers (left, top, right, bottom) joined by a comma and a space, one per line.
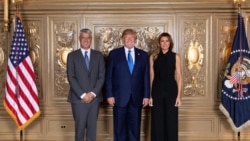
79, 28, 92, 37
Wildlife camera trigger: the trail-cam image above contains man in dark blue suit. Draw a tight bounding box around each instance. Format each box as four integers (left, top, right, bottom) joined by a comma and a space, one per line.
105, 29, 150, 141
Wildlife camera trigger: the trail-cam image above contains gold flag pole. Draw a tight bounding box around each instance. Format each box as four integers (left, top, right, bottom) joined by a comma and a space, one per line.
10, 1, 24, 140
3, 0, 23, 32
234, 0, 245, 12
4, 0, 9, 32
12, 0, 23, 17
233, 1, 245, 140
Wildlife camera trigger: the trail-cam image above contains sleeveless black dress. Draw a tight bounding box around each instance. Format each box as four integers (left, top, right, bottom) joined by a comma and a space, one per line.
151, 51, 178, 141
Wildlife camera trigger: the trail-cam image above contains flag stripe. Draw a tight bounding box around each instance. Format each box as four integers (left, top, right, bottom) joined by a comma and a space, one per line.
17, 93, 34, 118
17, 72, 37, 115
6, 69, 31, 123
17, 62, 39, 110
19, 58, 39, 103
6, 59, 30, 123
5, 85, 25, 125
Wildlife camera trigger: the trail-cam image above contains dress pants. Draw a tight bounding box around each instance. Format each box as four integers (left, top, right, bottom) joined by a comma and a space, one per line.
113, 100, 142, 141
71, 99, 100, 141
151, 97, 178, 141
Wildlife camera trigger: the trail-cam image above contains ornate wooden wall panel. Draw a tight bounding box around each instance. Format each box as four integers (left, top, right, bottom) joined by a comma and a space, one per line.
177, 13, 215, 140
1, 0, 250, 140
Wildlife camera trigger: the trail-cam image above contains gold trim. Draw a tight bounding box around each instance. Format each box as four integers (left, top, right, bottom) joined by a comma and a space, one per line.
185, 40, 204, 71
4, 0, 9, 32
57, 47, 72, 69
234, 0, 245, 11
11, 0, 23, 6
0, 47, 4, 66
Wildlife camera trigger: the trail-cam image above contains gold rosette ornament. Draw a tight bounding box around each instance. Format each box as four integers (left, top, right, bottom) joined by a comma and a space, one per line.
185, 40, 204, 71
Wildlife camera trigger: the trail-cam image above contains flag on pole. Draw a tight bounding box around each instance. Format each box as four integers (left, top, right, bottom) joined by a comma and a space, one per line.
3, 16, 41, 131
219, 13, 250, 132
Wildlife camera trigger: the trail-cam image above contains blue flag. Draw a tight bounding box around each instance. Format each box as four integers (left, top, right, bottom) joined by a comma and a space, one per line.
219, 13, 250, 132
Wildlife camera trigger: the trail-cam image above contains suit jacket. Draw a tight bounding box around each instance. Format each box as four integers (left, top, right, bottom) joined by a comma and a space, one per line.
105, 47, 150, 107
67, 49, 105, 103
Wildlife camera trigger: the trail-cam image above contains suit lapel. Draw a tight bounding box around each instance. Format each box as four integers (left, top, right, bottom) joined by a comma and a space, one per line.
132, 48, 142, 75
76, 49, 89, 71
89, 49, 95, 71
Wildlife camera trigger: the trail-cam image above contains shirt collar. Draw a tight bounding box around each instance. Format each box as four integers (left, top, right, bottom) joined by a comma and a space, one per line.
81, 48, 91, 56
124, 46, 135, 53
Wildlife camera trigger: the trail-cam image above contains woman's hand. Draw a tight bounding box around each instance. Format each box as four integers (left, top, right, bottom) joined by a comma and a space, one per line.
175, 98, 181, 107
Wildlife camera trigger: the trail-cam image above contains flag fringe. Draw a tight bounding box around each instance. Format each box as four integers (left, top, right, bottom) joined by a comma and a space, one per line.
219, 103, 250, 132
3, 101, 41, 131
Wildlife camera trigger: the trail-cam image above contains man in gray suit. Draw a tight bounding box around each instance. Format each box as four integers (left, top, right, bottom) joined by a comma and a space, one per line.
67, 28, 105, 141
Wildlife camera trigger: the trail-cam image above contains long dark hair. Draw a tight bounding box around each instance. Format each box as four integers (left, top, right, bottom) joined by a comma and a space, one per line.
158, 32, 174, 51
152, 32, 174, 59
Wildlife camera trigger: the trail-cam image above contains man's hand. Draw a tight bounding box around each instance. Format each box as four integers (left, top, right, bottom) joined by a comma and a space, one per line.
107, 97, 115, 106
142, 98, 149, 108
82, 92, 94, 103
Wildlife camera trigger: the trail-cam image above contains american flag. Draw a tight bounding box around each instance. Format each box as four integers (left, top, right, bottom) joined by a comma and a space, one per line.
3, 16, 41, 131
229, 72, 241, 84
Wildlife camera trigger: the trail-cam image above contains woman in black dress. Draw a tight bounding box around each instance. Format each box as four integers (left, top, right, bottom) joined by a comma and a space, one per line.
149, 32, 182, 141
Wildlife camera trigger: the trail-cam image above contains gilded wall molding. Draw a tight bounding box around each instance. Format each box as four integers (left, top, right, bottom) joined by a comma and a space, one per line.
183, 20, 206, 96
0, 23, 8, 100
22, 20, 42, 96
0, 23, 7, 67
217, 17, 237, 99
15, 0, 249, 12
97, 27, 162, 57
220, 24, 237, 78
54, 22, 75, 97
25, 22, 40, 66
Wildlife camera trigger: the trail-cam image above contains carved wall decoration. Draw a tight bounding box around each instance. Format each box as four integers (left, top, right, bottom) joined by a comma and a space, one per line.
0, 45, 4, 66
217, 18, 237, 99
185, 40, 204, 71
24, 22, 40, 66
0, 25, 7, 67
23, 21, 42, 97
183, 21, 206, 96
96, 26, 162, 56
0, 25, 7, 99
220, 24, 237, 78
54, 22, 75, 97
